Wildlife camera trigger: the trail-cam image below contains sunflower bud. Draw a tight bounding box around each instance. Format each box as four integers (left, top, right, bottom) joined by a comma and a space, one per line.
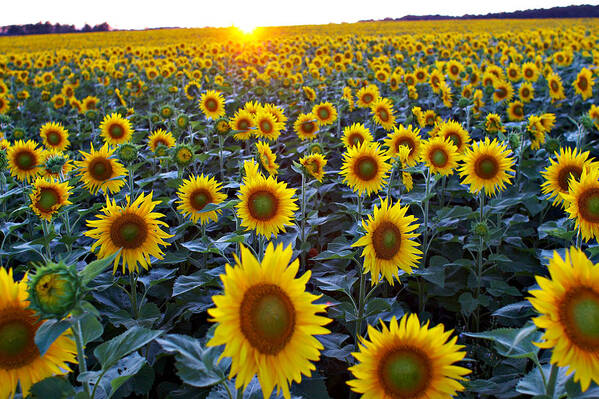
85, 109, 98, 120
309, 142, 323, 154
27, 261, 81, 319
173, 144, 194, 167
13, 128, 25, 140
545, 138, 560, 154
508, 132, 521, 149
115, 105, 128, 116
44, 153, 67, 174
176, 114, 189, 130
473, 221, 489, 237
457, 98, 470, 108
118, 143, 138, 163
0, 150, 7, 170
215, 118, 230, 134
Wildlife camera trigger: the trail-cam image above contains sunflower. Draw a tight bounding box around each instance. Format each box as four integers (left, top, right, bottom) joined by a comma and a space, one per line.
199, 90, 226, 119
528, 115, 546, 151
541, 147, 595, 208
529, 248, 599, 391
300, 153, 327, 182
589, 105, 599, 130
254, 109, 284, 141
176, 174, 227, 224
0, 268, 77, 399
76, 143, 128, 195
493, 80, 514, 103
370, 97, 396, 131
540, 113, 556, 133
547, 73, 566, 101
342, 123, 373, 149
562, 168, 599, 242
356, 85, 380, 108
519, 82, 534, 103
100, 113, 133, 145
420, 137, 459, 176
429, 70, 446, 93
29, 177, 72, 221
446, 59, 464, 80
85, 192, 173, 274
292, 113, 318, 140
184, 80, 202, 100
39, 122, 69, 152
459, 138, 515, 196
82, 95, 99, 111
522, 62, 539, 82
0, 97, 9, 114
148, 129, 176, 155
573, 68, 594, 100
7, 140, 43, 182
352, 198, 421, 285
506, 63, 522, 82
485, 113, 505, 134
312, 102, 337, 126
51, 94, 66, 109
507, 101, 525, 121
383, 125, 421, 166
340, 141, 391, 196
436, 120, 470, 153
256, 141, 279, 176
236, 166, 298, 238
302, 86, 316, 101
207, 242, 331, 399
230, 109, 255, 141
348, 314, 470, 399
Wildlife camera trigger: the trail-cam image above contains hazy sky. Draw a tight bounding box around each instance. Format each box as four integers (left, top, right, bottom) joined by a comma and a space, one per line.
1, 0, 592, 30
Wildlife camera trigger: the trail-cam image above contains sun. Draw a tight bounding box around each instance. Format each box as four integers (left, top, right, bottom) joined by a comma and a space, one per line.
235, 23, 257, 36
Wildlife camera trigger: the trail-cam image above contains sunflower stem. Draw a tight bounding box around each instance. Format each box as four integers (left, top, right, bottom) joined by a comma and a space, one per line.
475, 192, 485, 331
41, 219, 53, 261
545, 364, 559, 398
300, 170, 307, 269
354, 260, 366, 343
130, 272, 139, 319
236, 386, 244, 399
422, 169, 431, 260
218, 134, 225, 182
222, 380, 234, 399
73, 318, 91, 396
128, 164, 135, 198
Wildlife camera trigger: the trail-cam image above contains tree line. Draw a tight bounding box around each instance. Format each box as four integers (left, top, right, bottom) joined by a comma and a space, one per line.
0, 22, 111, 36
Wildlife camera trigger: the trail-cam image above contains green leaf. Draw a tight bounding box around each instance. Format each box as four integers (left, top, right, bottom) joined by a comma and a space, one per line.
28, 376, 75, 399
34, 319, 71, 355
464, 322, 542, 360
94, 327, 162, 369
157, 333, 230, 388
79, 313, 104, 346
516, 365, 568, 397
78, 352, 147, 399
80, 251, 120, 285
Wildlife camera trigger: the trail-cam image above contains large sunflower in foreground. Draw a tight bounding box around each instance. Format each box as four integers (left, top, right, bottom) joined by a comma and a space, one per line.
348, 314, 470, 399
39, 121, 70, 152
236, 165, 298, 238
99, 113, 133, 145
207, 242, 331, 399
85, 192, 173, 274
529, 248, 599, 391
199, 90, 226, 119
176, 174, 227, 224
562, 168, 599, 242
352, 198, 421, 286
420, 136, 459, 176
29, 177, 72, 221
340, 141, 391, 196
0, 268, 77, 399
76, 143, 128, 195
7, 140, 43, 182
541, 147, 595, 208
458, 138, 515, 196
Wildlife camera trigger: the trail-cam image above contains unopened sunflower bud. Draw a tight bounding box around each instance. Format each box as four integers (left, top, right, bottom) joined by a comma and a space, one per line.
508, 132, 521, 149
118, 143, 138, 163
581, 115, 594, 131
85, 109, 98, 120
457, 98, 470, 108
473, 221, 489, 237
27, 261, 81, 319
545, 138, 560, 154
173, 144, 194, 167
44, 153, 67, 174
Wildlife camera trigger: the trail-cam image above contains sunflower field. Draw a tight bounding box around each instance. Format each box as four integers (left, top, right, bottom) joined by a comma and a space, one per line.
2, 17, 599, 399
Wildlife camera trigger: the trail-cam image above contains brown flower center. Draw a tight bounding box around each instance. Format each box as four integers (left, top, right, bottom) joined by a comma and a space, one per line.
578, 76, 588, 91
248, 190, 278, 221
205, 98, 218, 112
259, 119, 273, 134
560, 288, 599, 351
578, 188, 599, 223
15, 150, 36, 171
109, 124, 124, 139
557, 165, 582, 192
0, 309, 40, 370
377, 108, 390, 122
239, 283, 296, 355
474, 155, 499, 180
317, 107, 330, 120
354, 156, 378, 181
36, 187, 60, 213
46, 131, 62, 146
430, 148, 448, 168
301, 121, 315, 133
372, 221, 402, 260
377, 347, 432, 398
89, 158, 113, 181
109, 213, 148, 249
362, 93, 373, 104
190, 189, 212, 211
551, 81, 559, 92
395, 138, 414, 155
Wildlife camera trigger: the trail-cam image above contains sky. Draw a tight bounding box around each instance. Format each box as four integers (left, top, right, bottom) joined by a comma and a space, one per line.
0, 0, 593, 31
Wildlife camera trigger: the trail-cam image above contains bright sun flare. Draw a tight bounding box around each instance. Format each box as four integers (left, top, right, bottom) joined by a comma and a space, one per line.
236, 23, 257, 35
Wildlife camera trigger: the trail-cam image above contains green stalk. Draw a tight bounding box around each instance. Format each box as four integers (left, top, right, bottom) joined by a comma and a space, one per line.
475, 192, 485, 331
73, 319, 91, 396
130, 272, 138, 319
418, 169, 432, 314
545, 364, 559, 398
354, 260, 366, 343
218, 134, 225, 182
128, 165, 135, 198
222, 381, 234, 399
300, 171, 307, 269
41, 219, 53, 261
